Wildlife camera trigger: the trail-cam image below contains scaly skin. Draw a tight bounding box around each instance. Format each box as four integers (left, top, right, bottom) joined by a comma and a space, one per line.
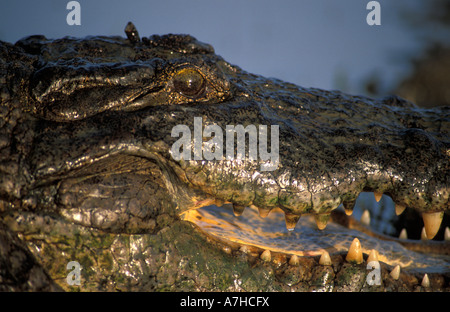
0, 23, 448, 291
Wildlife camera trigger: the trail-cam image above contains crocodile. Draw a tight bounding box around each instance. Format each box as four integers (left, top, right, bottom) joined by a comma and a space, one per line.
0, 22, 449, 292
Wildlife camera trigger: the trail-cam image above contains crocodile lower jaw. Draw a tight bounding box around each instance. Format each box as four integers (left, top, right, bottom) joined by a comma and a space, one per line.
182, 192, 450, 275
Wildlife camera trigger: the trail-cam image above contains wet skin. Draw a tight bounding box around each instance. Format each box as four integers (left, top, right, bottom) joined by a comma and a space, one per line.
0, 23, 448, 291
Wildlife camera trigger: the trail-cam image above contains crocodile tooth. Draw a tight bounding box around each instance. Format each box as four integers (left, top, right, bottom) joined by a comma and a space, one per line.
374, 192, 383, 202
232, 204, 246, 217
421, 274, 430, 288
284, 213, 301, 231
319, 250, 332, 266
314, 213, 330, 230
422, 211, 444, 239
399, 228, 408, 240
395, 204, 406, 216
239, 245, 250, 254
445, 227, 450, 241
360, 210, 371, 226
222, 246, 232, 254
344, 208, 353, 216
260, 249, 271, 262
343, 200, 355, 216
420, 227, 428, 240
252, 205, 271, 218
390, 265, 401, 280
289, 255, 299, 266
367, 249, 378, 263
346, 238, 363, 264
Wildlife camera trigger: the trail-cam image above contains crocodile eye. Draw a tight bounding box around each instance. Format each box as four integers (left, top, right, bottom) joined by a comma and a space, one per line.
172, 68, 206, 98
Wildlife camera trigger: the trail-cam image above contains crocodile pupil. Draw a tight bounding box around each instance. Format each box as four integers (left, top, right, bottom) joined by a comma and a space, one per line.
173, 68, 205, 98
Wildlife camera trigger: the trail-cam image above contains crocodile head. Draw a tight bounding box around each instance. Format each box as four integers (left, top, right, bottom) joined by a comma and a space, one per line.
0, 23, 448, 291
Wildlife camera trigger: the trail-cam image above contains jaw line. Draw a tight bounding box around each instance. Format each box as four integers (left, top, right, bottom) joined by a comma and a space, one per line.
181, 201, 450, 273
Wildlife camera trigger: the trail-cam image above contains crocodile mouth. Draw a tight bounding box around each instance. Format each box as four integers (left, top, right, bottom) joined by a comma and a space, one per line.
24, 152, 450, 282
8, 151, 449, 291
181, 192, 450, 273
36, 152, 450, 274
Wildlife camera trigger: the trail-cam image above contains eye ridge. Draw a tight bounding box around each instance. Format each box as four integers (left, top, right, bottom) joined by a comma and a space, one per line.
172, 67, 206, 99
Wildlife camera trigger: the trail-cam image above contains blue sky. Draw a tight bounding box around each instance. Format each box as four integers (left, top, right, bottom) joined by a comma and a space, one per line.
0, 0, 434, 95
